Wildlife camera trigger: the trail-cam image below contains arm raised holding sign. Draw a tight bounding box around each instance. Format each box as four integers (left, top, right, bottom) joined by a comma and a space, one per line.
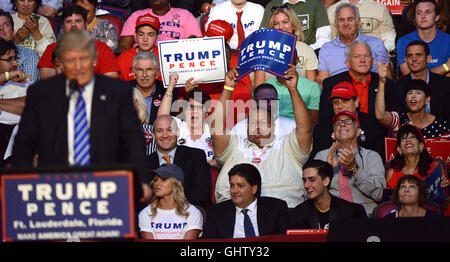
284, 64, 313, 154
211, 66, 239, 156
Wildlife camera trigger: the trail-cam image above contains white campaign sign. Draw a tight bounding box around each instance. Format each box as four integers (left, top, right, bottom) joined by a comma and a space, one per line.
158, 36, 227, 88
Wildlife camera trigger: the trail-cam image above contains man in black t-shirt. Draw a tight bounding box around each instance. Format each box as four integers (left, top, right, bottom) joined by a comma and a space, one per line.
290, 160, 367, 229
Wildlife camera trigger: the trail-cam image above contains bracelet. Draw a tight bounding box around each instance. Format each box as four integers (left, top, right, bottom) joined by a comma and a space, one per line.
443, 63, 449, 73
4, 72, 9, 81
223, 85, 234, 92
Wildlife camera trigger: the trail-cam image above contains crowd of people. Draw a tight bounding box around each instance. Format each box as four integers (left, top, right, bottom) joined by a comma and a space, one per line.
0, 0, 449, 241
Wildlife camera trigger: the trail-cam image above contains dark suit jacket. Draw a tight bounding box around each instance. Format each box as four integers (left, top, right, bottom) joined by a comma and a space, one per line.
203, 197, 289, 239
146, 145, 212, 209
392, 72, 450, 121
290, 195, 367, 229
12, 74, 148, 182
312, 71, 395, 161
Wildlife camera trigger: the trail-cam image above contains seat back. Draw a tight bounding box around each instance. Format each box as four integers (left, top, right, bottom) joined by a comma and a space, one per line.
98, 14, 123, 36
373, 201, 399, 218
374, 200, 441, 218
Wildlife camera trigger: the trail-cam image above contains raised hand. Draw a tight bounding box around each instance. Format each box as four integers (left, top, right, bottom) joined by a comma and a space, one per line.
283, 64, 299, 91
184, 77, 199, 93
224, 66, 239, 89
168, 72, 179, 87
377, 62, 388, 84
327, 141, 340, 169
337, 145, 357, 172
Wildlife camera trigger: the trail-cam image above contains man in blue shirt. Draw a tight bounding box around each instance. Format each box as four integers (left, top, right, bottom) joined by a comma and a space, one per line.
317, 2, 390, 87
0, 10, 40, 82
396, 0, 450, 77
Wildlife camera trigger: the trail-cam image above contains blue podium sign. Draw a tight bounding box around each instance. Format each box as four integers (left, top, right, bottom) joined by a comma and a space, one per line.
1, 170, 135, 241
237, 29, 297, 81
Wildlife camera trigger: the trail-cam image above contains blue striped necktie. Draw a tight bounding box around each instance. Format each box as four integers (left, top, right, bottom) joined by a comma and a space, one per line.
73, 87, 90, 166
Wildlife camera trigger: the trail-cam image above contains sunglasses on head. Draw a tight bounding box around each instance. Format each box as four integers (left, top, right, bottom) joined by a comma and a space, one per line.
271, 4, 290, 12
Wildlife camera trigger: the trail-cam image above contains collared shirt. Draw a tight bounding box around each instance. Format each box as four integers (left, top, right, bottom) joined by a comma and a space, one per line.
215, 131, 310, 208
233, 199, 260, 238
67, 78, 94, 165
411, 70, 431, 113
318, 33, 389, 76
349, 71, 371, 114
16, 44, 40, 83
157, 147, 176, 166
141, 87, 156, 123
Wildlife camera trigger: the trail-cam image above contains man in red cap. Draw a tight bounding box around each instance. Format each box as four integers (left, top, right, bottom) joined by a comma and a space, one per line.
312, 41, 397, 161
313, 110, 386, 217
203, 19, 234, 45
117, 14, 161, 82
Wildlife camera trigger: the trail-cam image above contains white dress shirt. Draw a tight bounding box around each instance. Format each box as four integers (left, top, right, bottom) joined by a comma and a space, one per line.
233, 199, 260, 238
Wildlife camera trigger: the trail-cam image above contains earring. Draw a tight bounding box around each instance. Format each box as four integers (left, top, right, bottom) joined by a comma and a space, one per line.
360, 130, 366, 142
331, 134, 335, 140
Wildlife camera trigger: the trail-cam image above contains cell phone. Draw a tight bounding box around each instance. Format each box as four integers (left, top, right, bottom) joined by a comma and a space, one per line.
32, 14, 40, 22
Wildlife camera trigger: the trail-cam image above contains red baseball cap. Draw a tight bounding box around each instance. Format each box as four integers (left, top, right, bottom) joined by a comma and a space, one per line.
204, 20, 233, 41
332, 110, 361, 127
136, 14, 160, 31
328, 81, 358, 100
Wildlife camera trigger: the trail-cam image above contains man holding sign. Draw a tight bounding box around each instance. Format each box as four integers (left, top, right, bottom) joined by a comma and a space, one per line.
211, 64, 313, 208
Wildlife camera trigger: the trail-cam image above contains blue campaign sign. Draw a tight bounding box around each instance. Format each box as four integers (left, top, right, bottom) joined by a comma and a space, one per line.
1, 170, 135, 241
237, 29, 297, 81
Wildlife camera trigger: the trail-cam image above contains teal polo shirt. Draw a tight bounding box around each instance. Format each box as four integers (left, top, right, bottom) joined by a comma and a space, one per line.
265, 76, 321, 120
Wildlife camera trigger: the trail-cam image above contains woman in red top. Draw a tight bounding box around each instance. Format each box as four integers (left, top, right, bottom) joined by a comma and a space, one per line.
385, 124, 449, 215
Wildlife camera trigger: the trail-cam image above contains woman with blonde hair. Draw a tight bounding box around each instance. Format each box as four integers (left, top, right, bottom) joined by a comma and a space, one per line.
254, 4, 318, 86
138, 164, 203, 239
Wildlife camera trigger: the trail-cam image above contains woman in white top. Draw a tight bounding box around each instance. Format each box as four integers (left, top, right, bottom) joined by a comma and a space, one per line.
254, 5, 318, 86
139, 164, 203, 240
11, 0, 56, 57
158, 73, 217, 166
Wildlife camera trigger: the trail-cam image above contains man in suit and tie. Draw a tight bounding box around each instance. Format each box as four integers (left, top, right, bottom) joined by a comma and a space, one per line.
144, 114, 211, 211
11, 30, 148, 200
203, 163, 289, 239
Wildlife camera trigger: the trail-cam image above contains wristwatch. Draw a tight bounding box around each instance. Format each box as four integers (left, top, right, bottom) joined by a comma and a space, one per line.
351, 164, 359, 175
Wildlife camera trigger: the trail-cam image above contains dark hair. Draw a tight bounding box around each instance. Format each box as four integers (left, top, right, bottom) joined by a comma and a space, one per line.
302, 160, 333, 189
0, 9, 14, 28
392, 175, 428, 207
406, 40, 430, 56
228, 163, 262, 198
11, 0, 42, 13
73, 0, 98, 9
183, 87, 212, 112
404, 79, 430, 97
62, 5, 88, 23
0, 38, 17, 57
253, 83, 278, 100
387, 124, 433, 178
412, 0, 440, 20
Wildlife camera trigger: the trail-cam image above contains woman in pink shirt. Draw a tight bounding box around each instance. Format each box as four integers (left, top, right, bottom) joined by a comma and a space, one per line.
117, 0, 202, 54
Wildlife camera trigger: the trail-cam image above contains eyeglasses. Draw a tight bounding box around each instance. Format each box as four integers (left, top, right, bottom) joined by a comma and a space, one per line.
0, 22, 12, 30
0, 56, 18, 63
271, 4, 290, 11
333, 119, 354, 127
